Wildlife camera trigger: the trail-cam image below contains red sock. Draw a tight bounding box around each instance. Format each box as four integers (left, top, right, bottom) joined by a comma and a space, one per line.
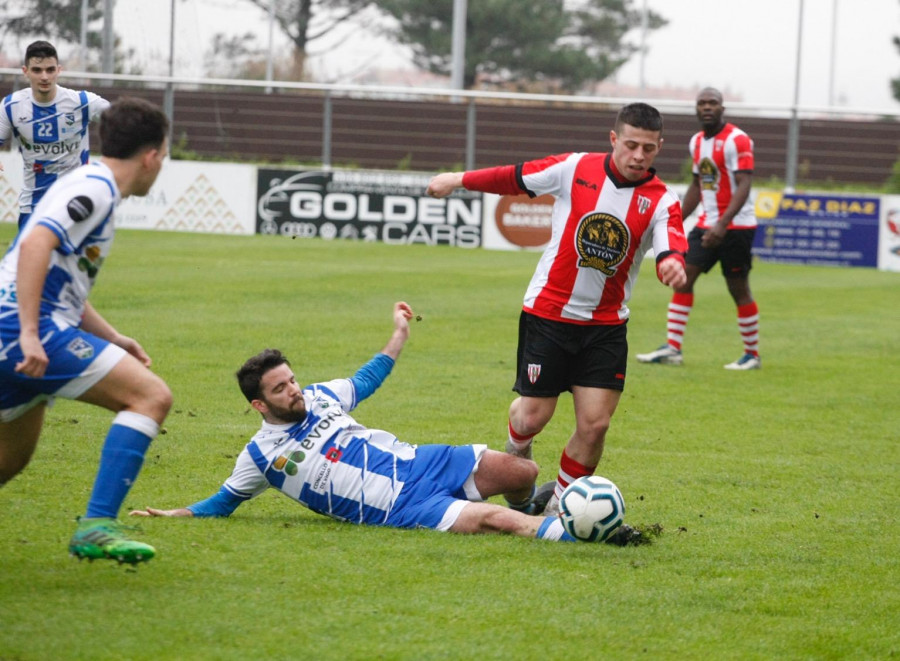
667, 292, 694, 350
555, 449, 595, 499
508, 420, 534, 443
508, 420, 535, 453
737, 301, 760, 357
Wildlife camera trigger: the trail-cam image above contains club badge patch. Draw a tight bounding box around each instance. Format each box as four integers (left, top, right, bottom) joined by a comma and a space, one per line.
527, 363, 541, 384
575, 212, 629, 275
67, 337, 94, 360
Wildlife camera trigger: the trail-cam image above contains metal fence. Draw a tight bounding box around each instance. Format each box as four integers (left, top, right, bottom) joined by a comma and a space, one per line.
3, 69, 899, 187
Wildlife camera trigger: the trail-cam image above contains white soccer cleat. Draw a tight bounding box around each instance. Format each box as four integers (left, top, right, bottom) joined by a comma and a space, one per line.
724, 353, 761, 370
636, 344, 683, 365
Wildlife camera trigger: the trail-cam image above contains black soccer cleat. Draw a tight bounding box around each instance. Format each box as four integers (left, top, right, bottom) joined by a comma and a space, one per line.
604, 524, 647, 547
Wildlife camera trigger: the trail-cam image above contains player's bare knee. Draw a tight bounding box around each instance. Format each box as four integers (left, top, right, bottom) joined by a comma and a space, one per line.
579, 417, 610, 441
134, 375, 173, 421
155, 381, 174, 415
518, 458, 540, 483
518, 411, 550, 436
495, 452, 538, 483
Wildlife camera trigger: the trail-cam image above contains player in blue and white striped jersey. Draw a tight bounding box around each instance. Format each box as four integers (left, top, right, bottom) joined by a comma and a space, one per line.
0, 41, 109, 229
0, 97, 172, 564
132, 302, 576, 543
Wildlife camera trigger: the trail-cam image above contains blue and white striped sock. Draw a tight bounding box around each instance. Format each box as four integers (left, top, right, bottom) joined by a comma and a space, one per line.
536, 516, 576, 542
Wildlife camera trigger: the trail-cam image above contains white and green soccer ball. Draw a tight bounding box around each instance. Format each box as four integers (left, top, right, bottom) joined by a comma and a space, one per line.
558, 475, 626, 542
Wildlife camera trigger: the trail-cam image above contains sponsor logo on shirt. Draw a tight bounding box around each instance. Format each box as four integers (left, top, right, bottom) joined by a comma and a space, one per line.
306, 408, 344, 441
77, 245, 104, 279
312, 462, 332, 491
575, 212, 629, 275
273, 450, 306, 476
698, 157, 719, 191
24, 141, 80, 156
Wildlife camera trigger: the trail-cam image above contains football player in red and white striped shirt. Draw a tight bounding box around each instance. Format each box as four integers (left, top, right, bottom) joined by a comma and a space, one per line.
427, 103, 687, 517
637, 87, 761, 371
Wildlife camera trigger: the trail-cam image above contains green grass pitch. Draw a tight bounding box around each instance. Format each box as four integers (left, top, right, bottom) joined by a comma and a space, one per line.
0, 224, 897, 659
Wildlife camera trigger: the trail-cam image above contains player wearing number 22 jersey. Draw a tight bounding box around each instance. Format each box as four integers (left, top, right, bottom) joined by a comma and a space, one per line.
0, 41, 109, 229
0, 86, 108, 217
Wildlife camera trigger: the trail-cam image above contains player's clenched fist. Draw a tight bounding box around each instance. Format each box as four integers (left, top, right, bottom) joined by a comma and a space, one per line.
426, 172, 464, 198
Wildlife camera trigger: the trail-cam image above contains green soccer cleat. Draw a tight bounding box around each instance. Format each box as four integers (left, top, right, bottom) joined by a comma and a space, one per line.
68, 517, 156, 565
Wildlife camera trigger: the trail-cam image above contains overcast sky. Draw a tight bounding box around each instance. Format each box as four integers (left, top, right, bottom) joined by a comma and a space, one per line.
105, 0, 900, 112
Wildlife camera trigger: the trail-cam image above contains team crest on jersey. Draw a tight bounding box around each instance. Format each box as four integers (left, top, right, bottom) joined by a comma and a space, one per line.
698, 157, 719, 190
575, 212, 629, 275
67, 337, 94, 360
527, 363, 541, 384
64, 113, 76, 126
637, 195, 651, 214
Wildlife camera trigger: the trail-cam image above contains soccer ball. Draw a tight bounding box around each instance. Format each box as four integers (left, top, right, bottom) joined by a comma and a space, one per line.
558, 475, 626, 542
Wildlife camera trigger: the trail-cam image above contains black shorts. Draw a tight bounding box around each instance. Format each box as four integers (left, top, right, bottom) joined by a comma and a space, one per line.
686, 227, 756, 277
513, 311, 628, 396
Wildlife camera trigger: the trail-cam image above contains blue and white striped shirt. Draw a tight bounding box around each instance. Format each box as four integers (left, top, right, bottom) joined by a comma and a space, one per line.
0, 85, 109, 213
0, 161, 119, 330
193, 354, 416, 525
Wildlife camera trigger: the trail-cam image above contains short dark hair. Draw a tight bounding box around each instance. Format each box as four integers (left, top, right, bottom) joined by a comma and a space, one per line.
99, 97, 170, 159
236, 349, 290, 402
24, 41, 57, 64
615, 102, 664, 134
697, 87, 724, 104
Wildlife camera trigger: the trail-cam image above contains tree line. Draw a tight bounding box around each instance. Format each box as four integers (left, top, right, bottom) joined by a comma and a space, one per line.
0, 0, 666, 93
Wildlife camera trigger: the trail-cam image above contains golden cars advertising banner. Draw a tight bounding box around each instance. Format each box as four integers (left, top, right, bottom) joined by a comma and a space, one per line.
256, 169, 482, 248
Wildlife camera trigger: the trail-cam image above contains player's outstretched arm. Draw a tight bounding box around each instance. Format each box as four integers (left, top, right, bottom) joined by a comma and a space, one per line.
379, 301, 414, 361
426, 172, 464, 198
130, 507, 194, 517
349, 302, 415, 403
131, 485, 247, 518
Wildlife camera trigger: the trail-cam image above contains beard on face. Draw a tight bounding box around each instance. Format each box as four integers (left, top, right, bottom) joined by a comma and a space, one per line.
262, 395, 307, 424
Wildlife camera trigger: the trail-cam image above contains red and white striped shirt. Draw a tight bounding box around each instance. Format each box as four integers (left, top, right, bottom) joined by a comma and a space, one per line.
463, 152, 686, 325
690, 123, 756, 229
